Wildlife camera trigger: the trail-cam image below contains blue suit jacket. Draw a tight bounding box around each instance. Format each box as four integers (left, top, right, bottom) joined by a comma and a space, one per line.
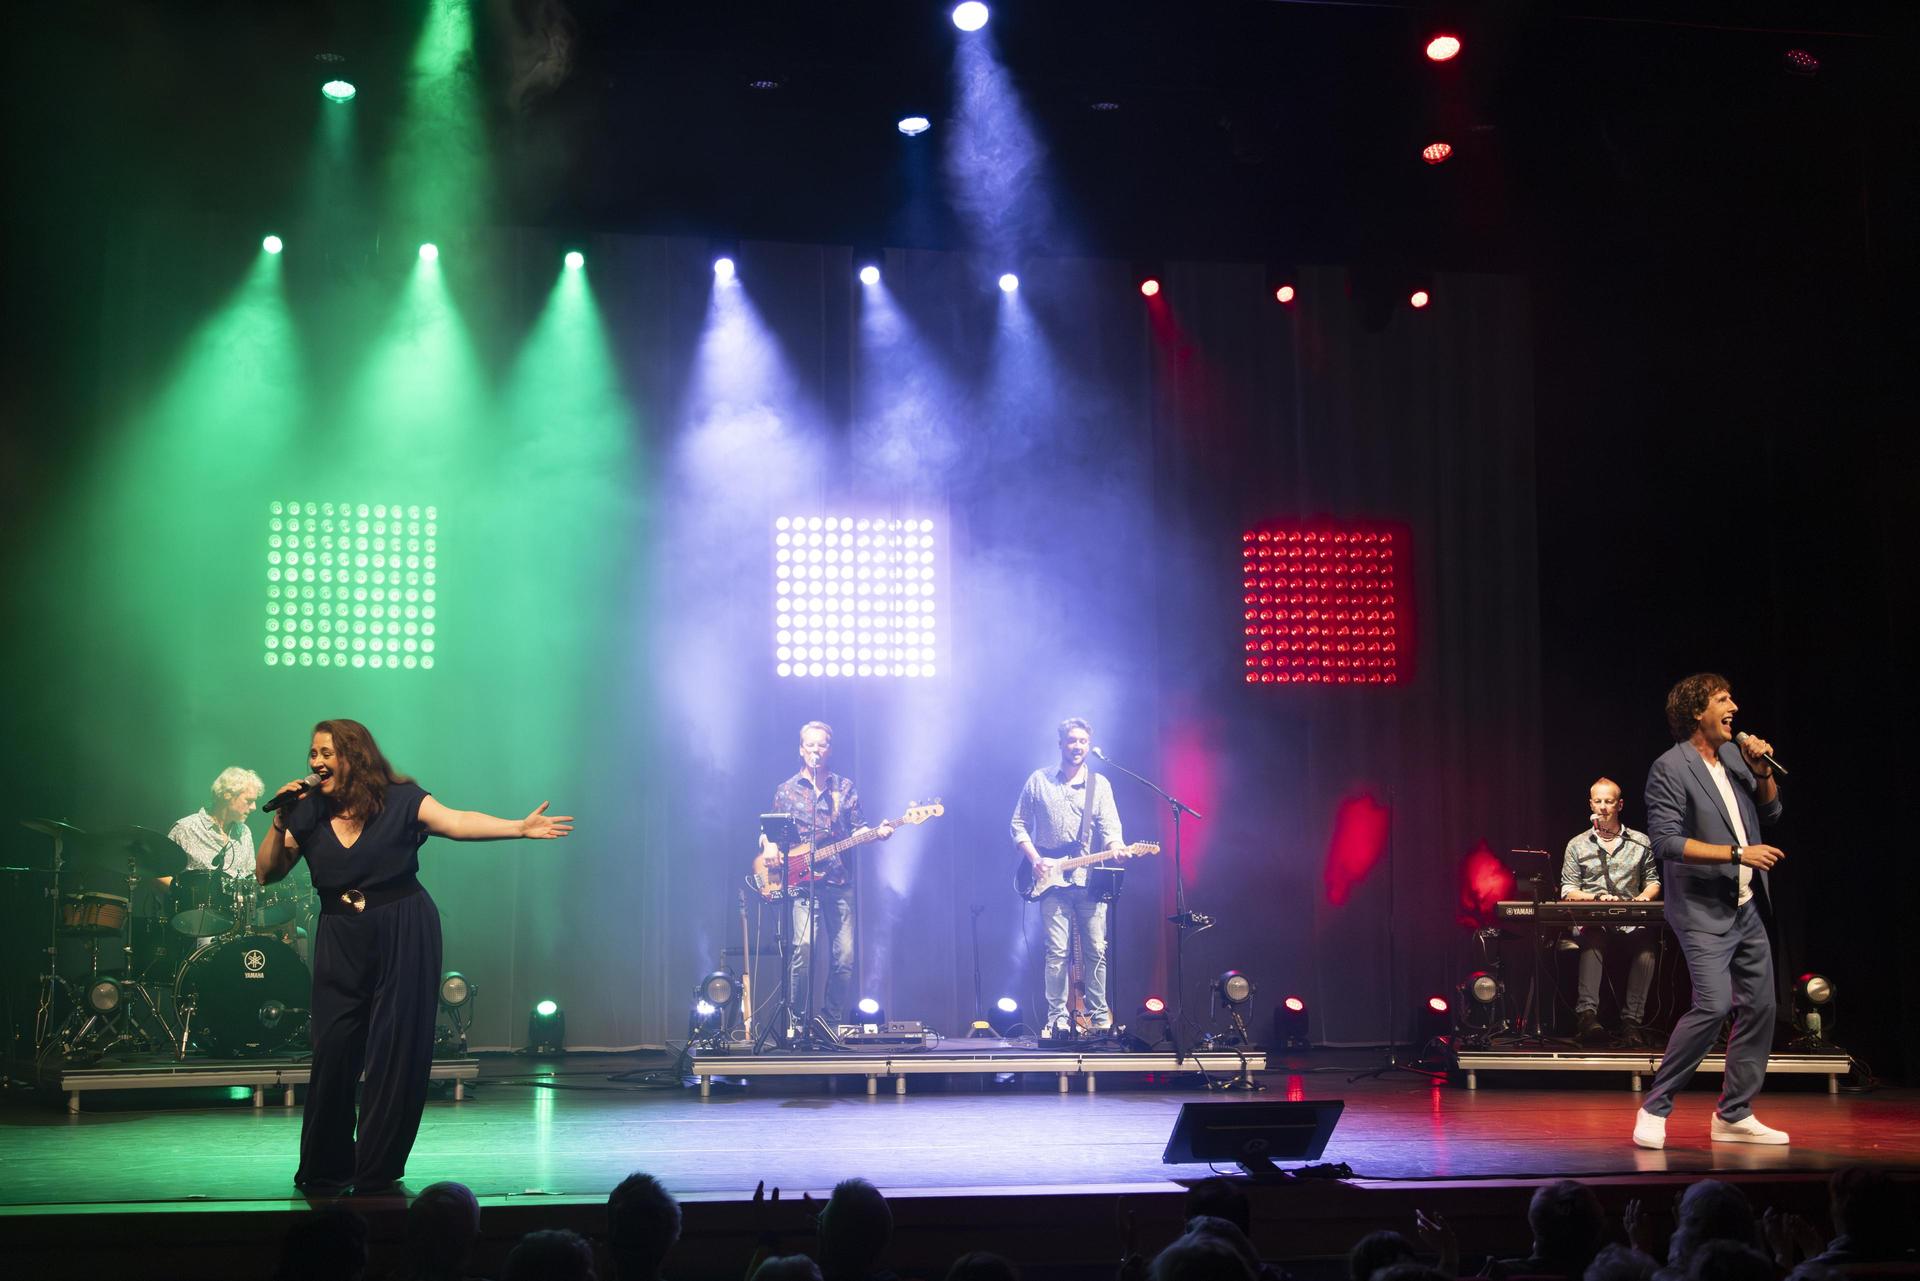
1645, 740, 1783, 937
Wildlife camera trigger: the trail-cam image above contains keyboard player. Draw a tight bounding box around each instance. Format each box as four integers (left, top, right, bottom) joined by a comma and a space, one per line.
1561, 778, 1661, 1046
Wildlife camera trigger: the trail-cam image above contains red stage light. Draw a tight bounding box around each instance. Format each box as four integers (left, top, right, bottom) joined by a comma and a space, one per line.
1410, 290, 1430, 309
1426, 34, 1461, 62
1143, 996, 1167, 1014
1140, 278, 1161, 298
1427, 995, 1450, 1013
1422, 141, 1453, 165
1242, 521, 1407, 688
1284, 996, 1305, 1013
1784, 48, 1819, 77
1275, 284, 1296, 304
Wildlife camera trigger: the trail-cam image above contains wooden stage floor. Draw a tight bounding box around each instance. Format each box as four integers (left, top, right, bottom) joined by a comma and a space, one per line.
5, 1050, 1917, 1279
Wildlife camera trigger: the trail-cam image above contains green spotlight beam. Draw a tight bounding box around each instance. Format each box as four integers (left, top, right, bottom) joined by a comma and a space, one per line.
388, 0, 492, 233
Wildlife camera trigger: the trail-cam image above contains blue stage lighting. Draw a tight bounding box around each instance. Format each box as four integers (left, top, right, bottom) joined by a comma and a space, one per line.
952, 3, 990, 32
897, 115, 932, 136
998, 272, 1019, 293
859, 264, 881, 286
713, 256, 736, 281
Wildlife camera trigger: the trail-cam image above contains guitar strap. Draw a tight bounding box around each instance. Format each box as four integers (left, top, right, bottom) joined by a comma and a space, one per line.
1071, 767, 1097, 882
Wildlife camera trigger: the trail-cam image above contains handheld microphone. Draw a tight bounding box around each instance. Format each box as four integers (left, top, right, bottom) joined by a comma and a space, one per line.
1733, 731, 1788, 777
263, 774, 321, 813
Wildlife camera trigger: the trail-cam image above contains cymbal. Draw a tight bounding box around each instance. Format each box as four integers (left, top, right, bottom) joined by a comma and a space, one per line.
92, 826, 192, 878
21, 817, 86, 838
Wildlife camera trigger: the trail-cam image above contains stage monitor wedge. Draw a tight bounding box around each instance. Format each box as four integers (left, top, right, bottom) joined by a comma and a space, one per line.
1162, 1099, 1344, 1181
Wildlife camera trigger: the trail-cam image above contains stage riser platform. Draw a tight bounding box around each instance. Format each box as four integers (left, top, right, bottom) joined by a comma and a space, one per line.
1452, 1050, 1851, 1092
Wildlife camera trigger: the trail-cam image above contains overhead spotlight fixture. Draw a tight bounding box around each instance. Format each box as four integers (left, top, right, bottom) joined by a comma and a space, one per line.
858, 264, 881, 286
1090, 100, 1122, 112
262, 235, 284, 255
1409, 289, 1431, 309
526, 998, 566, 1054
1139, 279, 1161, 298
1275, 996, 1309, 1050
1425, 34, 1462, 63
896, 115, 932, 137
713, 256, 736, 282
987, 995, 1022, 1036
1783, 48, 1820, 77
418, 242, 440, 263
746, 75, 786, 91
952, 2, 990, 33
1422, 141, 1454, 164
438, 971, 473, 1010
321, 79, 357, 104
997, 272, 1019, 294
564, 250, 585, 270
1275, 285, 1296, 304
1133, 260, 1165, 300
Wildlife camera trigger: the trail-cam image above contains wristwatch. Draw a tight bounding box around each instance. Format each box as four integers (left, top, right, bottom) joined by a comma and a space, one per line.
1729, 845, 1743, 866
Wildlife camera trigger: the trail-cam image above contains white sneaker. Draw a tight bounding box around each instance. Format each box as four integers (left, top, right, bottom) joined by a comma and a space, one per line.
1711, 1113, 1789, 1144
1632, 1108, 1667, 1150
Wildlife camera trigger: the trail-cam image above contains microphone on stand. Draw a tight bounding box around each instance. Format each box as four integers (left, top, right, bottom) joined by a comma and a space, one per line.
263, 775, 321, 813
1090, 746, 1108, 761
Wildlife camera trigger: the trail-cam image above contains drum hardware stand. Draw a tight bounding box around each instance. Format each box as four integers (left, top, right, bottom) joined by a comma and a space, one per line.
966, 903, 995, 1037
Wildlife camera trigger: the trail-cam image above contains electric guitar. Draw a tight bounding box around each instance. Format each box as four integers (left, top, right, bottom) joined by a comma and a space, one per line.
1014, 842, 1161, 901
750, 801, 944, 900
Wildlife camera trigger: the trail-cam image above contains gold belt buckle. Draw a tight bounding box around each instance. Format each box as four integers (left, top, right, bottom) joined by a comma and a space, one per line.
341, 889, 367, 913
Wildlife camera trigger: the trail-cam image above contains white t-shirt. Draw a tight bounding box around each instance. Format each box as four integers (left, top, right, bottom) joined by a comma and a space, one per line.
1703, 757, 1754, 906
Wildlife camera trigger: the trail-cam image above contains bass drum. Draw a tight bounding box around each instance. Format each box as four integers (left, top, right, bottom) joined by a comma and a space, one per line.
176, 934, 310, 1058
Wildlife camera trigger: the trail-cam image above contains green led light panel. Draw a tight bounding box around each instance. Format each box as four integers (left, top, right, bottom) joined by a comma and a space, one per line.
774, 516, 938, 679
265, 501, 439, 671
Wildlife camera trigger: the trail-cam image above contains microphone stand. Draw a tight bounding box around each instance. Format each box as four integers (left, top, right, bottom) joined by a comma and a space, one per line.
1092, 750, 1210, 1044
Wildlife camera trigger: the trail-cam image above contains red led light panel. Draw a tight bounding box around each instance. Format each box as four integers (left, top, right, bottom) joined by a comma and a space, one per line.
1241, 522, 1406, 686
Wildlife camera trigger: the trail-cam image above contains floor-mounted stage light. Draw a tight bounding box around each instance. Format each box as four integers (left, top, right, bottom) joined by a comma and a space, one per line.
686, 971, 739, 1046
1791, 972, 1837, 1046
988, 995, 1022, 1037
1275, 996, 1309, 1050
87, 976, 123, 1014
1131, 995, 1171, 1049
1213, 971, 1256, 1045
527, 998, 566, 1054
853, 997, 886, 1030
1417, 995, 1454, 1050
1453, 970, 1505, 1047
436, 970, 476, 1056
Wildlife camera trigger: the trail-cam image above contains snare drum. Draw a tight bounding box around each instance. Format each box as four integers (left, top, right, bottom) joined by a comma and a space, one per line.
58, 891, 131, 935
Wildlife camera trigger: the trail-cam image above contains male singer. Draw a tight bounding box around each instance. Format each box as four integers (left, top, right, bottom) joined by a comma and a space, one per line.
1633, 674, 1788, 1149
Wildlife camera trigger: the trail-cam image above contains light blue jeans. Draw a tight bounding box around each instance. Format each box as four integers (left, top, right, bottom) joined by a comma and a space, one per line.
1041, 887, 1110, 1027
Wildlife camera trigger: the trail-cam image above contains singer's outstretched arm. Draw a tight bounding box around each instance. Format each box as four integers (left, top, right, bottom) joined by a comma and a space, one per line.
418, 796, 574, 842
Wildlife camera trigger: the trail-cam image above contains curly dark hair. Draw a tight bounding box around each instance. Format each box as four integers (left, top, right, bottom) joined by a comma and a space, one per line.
313, 719, 414, 820
1665, 673, 1729, 742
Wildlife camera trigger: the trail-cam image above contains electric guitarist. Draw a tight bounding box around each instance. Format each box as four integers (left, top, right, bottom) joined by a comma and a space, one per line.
763, 720, 891, 1031
1010, 717, 1124, 1039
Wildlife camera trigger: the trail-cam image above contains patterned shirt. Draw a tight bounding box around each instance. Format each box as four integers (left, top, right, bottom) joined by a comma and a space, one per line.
1010, 766, 1125, 887
167, 808, 255, 877
1560, 825, 1659, 902
772, 771, 864, 887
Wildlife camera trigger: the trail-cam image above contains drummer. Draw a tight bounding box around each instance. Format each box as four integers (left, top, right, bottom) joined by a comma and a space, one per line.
163, 767, 264, 885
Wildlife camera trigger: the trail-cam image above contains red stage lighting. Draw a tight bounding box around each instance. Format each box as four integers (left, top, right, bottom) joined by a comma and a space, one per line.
1140, 278, 1161, 298
1427, 995, 1450, 1014
1422, 141, 1453, 165
1426, 34, 1461, 62
1410, 290, 1431, 309
1283, 996, 1305, 1013
1784, 48, 1819, 77
1274, 284, 1296, 304
1242, 521, 1406, 687
1143, 995, 1167, 1015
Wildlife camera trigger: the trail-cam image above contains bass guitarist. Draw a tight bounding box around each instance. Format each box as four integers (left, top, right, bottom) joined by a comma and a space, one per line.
763, 721, 891, 1031
1011, 717, 1124, 1038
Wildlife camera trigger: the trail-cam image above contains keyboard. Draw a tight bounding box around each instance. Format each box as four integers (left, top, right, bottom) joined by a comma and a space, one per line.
1495, 900, 1665, 926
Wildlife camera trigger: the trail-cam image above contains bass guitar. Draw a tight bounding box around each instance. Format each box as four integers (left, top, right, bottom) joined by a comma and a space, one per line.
750, 801, 944, 900
1014, 841, 1161, 902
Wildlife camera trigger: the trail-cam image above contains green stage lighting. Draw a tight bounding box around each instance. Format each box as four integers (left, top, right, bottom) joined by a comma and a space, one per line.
527, 999, 565, 1053
265, 500, 438, 671
418, 242, 439, 262
564, 250, 584, 270
321, 79, 357, 104
262, 235, 284, 255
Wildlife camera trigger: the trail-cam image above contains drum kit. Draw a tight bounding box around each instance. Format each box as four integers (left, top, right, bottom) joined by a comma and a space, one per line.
21, 817, 315, 1065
